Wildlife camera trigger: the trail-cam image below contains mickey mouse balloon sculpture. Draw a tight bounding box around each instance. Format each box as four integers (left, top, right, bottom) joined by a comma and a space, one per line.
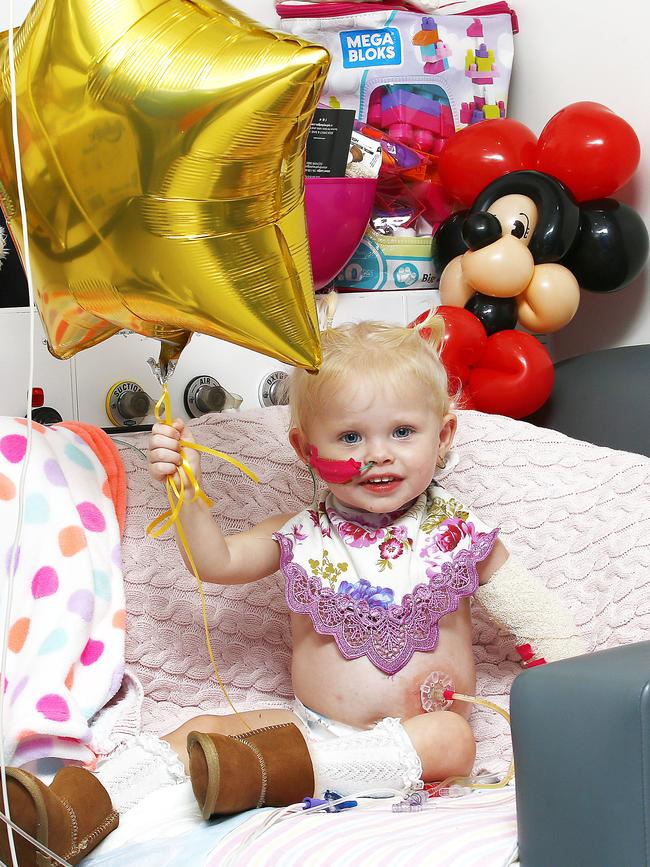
430, 103, 649, 419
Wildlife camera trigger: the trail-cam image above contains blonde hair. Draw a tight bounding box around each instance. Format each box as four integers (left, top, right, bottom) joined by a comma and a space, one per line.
288, 311, 451, 433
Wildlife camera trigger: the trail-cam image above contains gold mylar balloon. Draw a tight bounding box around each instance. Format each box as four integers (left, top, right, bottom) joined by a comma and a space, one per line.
0, 0, 329, 370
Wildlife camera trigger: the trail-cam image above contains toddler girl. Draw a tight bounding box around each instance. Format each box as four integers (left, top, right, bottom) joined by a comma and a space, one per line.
145, 314, 585, 818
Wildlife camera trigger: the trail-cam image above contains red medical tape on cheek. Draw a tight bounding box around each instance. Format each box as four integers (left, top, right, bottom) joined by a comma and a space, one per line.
308, 445, 362, 484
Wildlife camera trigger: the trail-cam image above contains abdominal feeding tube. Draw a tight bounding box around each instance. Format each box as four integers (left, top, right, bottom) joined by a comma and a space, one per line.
420, 670, 515, 793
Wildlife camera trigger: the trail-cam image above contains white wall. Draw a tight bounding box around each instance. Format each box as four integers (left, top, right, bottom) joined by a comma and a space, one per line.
3, 0, 649, 361
508, 1, 650, 361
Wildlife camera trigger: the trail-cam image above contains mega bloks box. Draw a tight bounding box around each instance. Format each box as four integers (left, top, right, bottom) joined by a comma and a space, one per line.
279, 2, 516, 291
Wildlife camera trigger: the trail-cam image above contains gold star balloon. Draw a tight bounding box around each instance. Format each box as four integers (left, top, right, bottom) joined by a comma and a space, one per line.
0, 0, 329, 371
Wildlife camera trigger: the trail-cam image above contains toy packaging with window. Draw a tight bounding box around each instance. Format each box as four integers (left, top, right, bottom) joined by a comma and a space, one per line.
278, 2, 517, 291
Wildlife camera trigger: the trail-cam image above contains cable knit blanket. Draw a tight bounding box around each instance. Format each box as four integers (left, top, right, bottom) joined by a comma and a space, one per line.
114, 407, 650, 770
0, 418, 126, 768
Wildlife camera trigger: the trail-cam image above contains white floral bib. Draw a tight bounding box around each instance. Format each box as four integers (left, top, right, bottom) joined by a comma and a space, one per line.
273, 484, 498, 675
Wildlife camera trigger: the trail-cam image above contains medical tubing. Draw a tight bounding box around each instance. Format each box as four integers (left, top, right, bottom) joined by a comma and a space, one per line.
0, 6, 39, 865
221, 787, 405, 867
428, 690, 514, 794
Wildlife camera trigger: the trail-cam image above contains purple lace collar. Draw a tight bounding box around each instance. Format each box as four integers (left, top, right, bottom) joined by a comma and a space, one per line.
273, 485, 499, 675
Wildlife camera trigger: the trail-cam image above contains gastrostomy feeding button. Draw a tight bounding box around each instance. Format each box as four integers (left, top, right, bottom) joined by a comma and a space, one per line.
420, 670, 455, 712
183, 376, 242, 418
307, 445, 375, 484
105, 381, 153, 427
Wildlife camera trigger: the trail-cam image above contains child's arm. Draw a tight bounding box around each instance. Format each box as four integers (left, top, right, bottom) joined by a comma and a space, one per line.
475, 539, 587, 664
148, 419, 290, 585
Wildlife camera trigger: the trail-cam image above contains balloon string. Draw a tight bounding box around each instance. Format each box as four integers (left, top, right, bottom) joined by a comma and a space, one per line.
146, 386, 257, 730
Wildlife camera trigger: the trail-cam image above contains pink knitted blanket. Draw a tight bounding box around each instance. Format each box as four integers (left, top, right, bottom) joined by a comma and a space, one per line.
114, 408, 650, 770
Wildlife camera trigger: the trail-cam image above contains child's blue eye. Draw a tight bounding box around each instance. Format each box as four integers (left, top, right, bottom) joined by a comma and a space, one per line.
340, 432, 361, 444
393, 426, 413, 439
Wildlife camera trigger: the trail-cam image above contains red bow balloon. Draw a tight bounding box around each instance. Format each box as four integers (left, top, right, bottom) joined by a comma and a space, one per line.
413, 307, 554, 419
468, 328, 554, 418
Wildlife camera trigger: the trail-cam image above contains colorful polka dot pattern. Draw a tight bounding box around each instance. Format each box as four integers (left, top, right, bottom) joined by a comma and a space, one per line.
1, 418, 125, 767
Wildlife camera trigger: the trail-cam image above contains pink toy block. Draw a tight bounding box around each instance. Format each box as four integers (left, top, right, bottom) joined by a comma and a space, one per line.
440, 111, 455, 137
466, 18, 483, 38
382, 89, 441, 119
383, 104, 442, 133
423, 59, 449, 75
413, 128, 435, 150
368, 90, 383, 127
388, 123, 415, 146
466, 67, 496, 85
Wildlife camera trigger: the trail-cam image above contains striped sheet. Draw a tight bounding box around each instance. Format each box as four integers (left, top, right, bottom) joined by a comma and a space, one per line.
209, 789, 518, 867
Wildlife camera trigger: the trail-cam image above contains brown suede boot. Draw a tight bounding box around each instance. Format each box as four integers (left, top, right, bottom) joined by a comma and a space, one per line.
0, 766, 119, 867
187, 723, 315, 819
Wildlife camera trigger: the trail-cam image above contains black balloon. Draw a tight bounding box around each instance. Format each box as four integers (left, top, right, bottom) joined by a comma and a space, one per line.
561, 199, 649, 292
471, 170, 580, 262
465, 293, 518, 335
434, 209, 469, 270
462, 211, 502, 251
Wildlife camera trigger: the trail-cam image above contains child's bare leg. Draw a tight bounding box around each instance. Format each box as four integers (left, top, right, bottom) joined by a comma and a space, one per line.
162, 709, 301, 773
402, 711, 476, 781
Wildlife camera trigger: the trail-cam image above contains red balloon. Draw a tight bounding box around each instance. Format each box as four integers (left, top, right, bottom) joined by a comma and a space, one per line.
468, 331, 554, 419
536, 102, 640, 201
438, 120, 538, 207
437, 306, 488, 391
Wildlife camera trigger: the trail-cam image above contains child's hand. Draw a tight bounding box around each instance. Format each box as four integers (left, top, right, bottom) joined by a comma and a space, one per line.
148, 418, 202, 486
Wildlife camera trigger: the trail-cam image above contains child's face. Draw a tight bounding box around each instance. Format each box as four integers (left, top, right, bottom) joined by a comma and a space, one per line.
291, 376, 456, 514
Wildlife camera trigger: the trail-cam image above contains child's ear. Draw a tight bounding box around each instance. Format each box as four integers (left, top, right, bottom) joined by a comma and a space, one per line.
438, 413, 457, 460
289, 427, 309, 464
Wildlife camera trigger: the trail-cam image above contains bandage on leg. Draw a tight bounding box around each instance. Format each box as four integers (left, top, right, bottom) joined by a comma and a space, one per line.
309, 717, 423, 798
94, 733, 188, 814
474, 555, 587, 665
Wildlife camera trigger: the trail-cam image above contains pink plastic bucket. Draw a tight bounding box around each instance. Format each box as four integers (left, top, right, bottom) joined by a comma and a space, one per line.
305, 176, 378, 289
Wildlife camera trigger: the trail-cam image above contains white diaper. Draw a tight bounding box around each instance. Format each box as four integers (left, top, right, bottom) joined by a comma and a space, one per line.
292, 698, 364, 742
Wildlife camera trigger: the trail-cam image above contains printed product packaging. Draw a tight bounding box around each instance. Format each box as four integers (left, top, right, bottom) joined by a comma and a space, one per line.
279, 2, 517, 291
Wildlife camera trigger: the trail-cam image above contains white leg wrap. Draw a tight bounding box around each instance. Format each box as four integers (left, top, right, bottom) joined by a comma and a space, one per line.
94, 733, 188, 814
308, 717, 423, 798
474, 555, 587, 663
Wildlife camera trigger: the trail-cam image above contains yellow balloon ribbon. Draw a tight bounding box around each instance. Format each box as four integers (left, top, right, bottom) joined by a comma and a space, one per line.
146, 386, 258, 729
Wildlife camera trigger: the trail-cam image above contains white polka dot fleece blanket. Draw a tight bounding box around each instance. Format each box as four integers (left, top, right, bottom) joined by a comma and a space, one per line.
0, 418, 126, 768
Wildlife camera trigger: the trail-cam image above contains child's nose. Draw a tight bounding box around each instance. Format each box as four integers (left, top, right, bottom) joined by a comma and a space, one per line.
366, 442, 393, 465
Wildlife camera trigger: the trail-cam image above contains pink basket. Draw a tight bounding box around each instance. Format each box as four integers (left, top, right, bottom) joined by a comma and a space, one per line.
305, 176, 378, 289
